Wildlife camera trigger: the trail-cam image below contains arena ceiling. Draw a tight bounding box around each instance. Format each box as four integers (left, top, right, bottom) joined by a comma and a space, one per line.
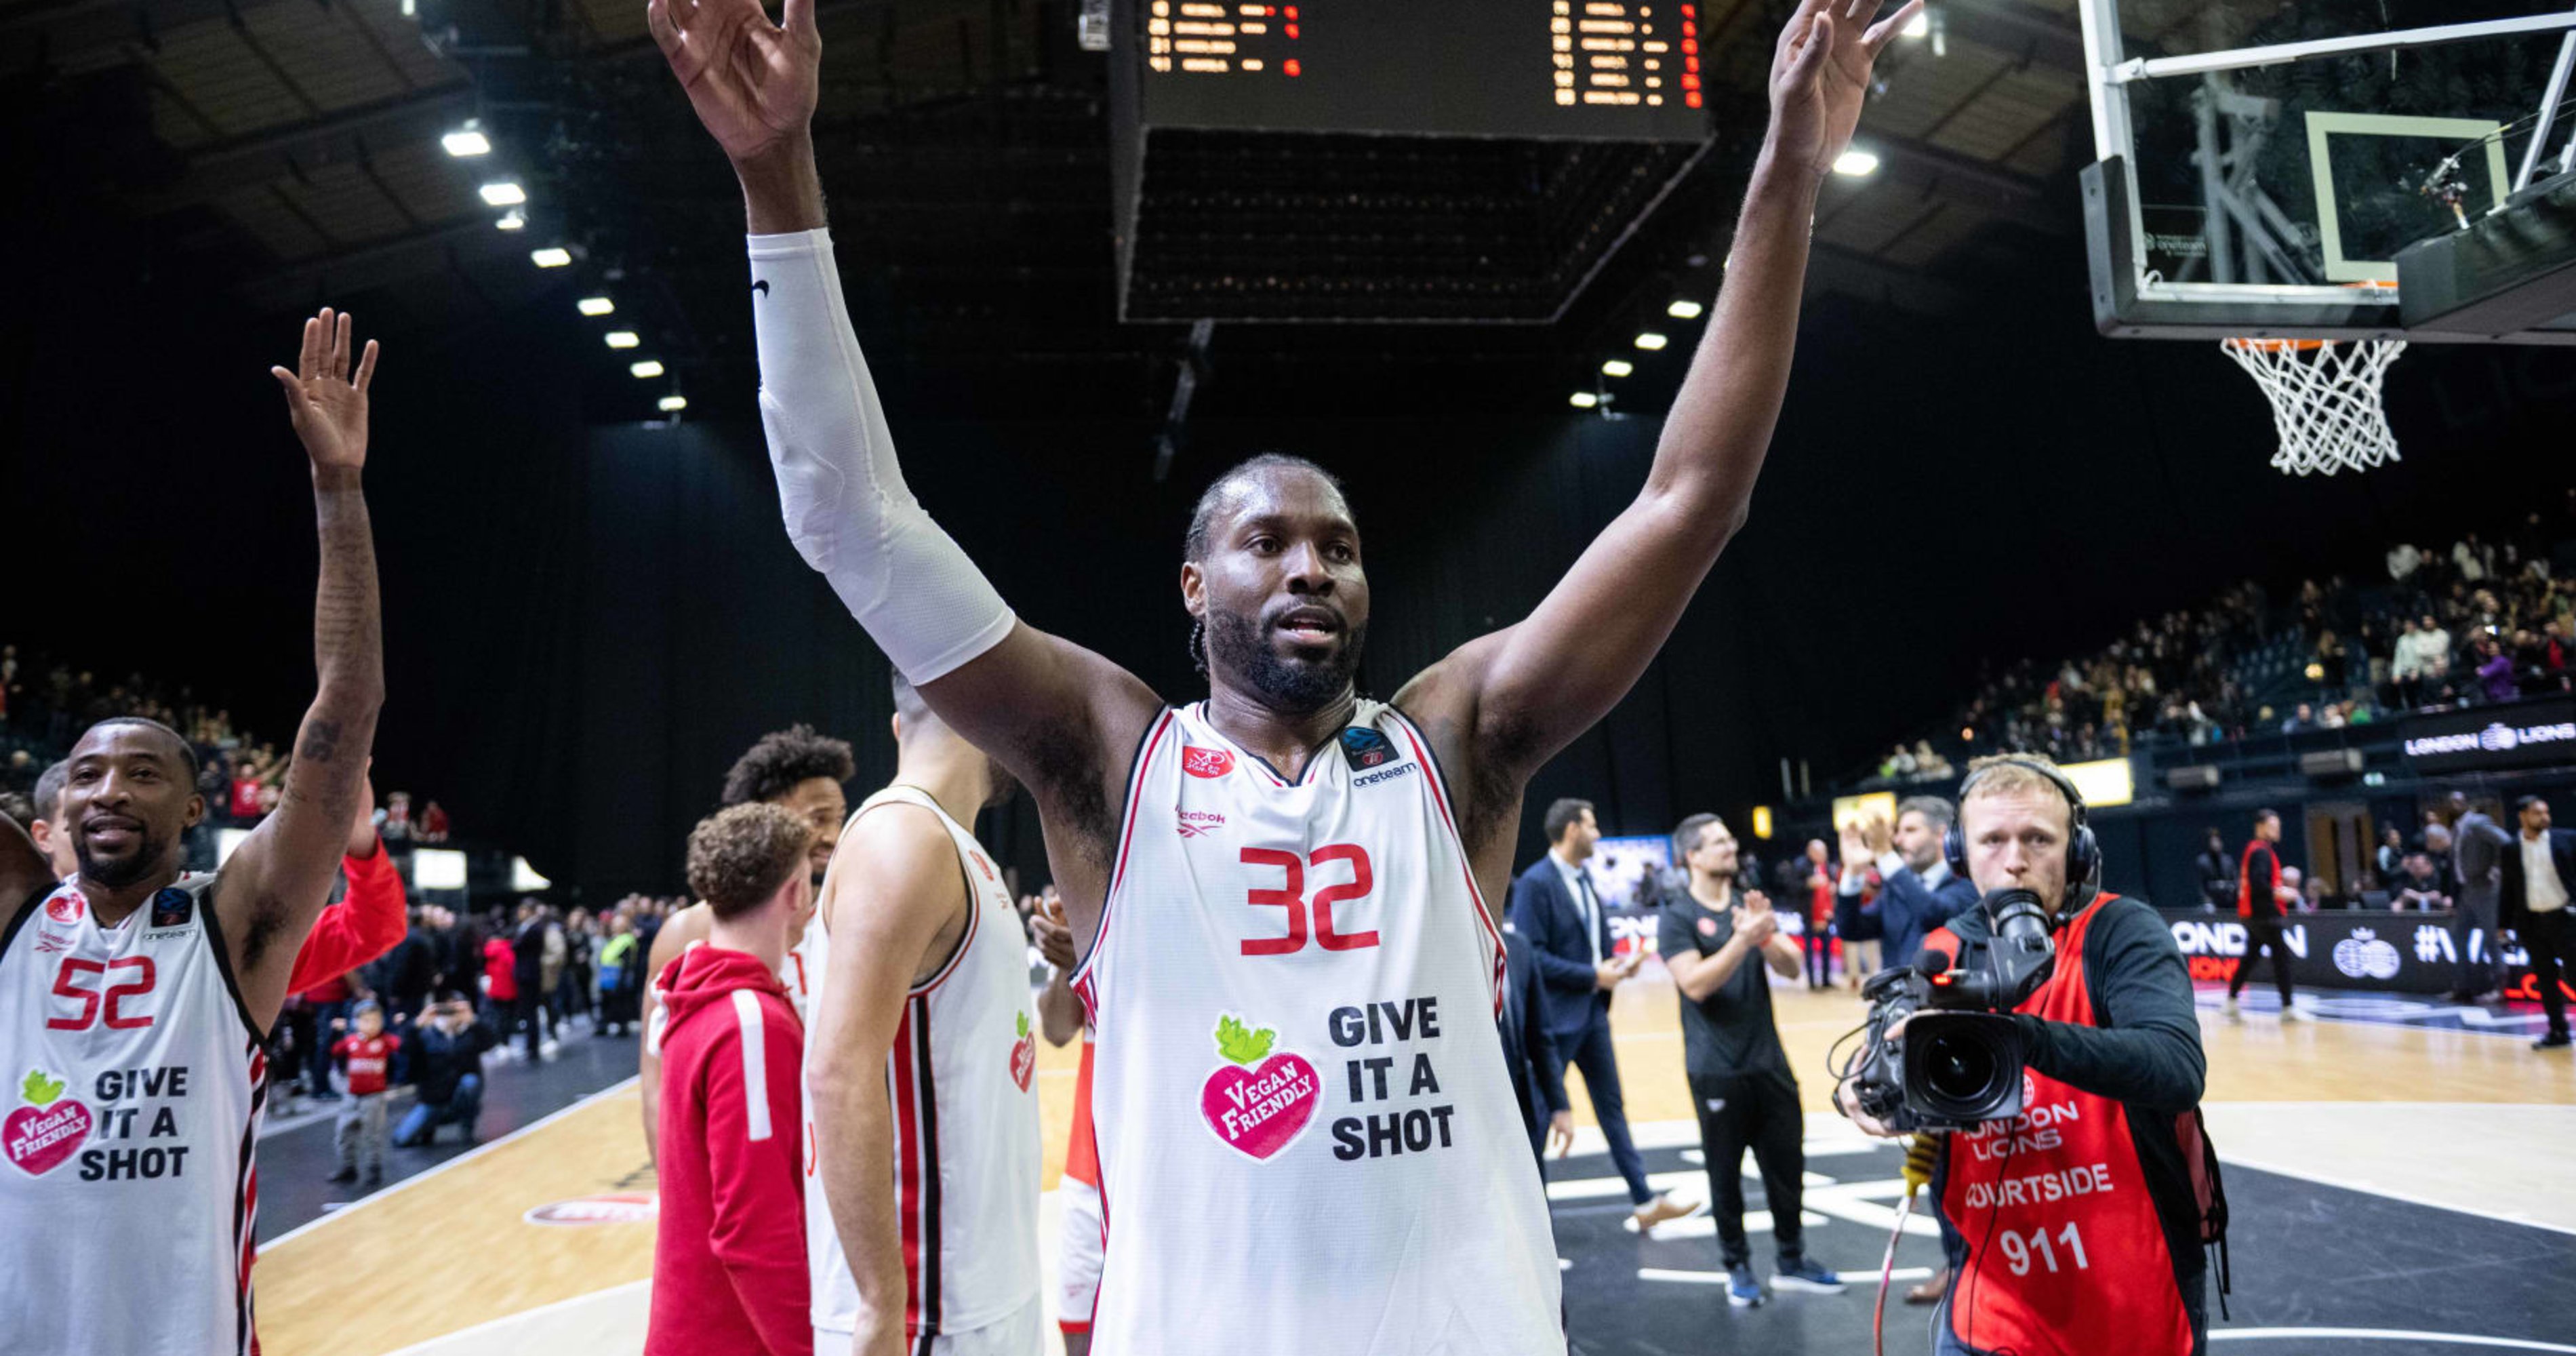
12, 0, 2136, 422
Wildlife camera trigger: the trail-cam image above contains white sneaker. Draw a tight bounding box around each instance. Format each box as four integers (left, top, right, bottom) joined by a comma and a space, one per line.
2281, 1006, 2309, 1022
2221, 996, 2239, 1018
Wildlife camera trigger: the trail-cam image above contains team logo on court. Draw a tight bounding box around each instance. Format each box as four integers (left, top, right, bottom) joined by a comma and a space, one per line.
1182, 746, 1235, 779
44, 892, 82, 925
2333, 928, 2403, 980
1011, 1012, 1037, 1092
523, 1193, 659, 1226
1199, 1014, 1319, 1161
5, 1069, 93, 1178
1340, 725, 1396, 770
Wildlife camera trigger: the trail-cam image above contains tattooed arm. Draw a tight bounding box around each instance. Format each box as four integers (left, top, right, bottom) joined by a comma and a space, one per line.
220, 307, 388, 1033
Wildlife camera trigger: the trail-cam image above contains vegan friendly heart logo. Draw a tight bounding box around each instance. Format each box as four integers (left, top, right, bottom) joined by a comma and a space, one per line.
1199, 1014, 1319, 1161
5, 1069, 92, 1178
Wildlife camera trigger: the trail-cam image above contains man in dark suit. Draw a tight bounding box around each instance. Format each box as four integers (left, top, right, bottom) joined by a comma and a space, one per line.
1834, 796, 1980, 974
2449, 791, 2514, 1002
1510, 798, 1696, 1232
1500, 928, 1574, 1168
2501, 795, 2576, 1050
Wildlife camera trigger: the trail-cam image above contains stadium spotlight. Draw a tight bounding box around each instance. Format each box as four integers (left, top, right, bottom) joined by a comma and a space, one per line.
1832, 149, 1880, 176
578, 297, 615, 316
658, 395, 689, 412
1903, 9, 1928, 37
605, 331, 640, 348
1569, 391, 1599, 409
495, 209, 525, 231
530, 247, 572, 268
442, 127, 491, 157
1634, 332, 1669, 351
1666, 299, 1705, 320
630, 360, 666, 379
1601, 359, 1634, 377
479, 180, 527, 206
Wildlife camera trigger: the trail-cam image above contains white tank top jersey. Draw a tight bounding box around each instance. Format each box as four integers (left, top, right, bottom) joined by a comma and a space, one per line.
1070, 700, 1565, 1356
801, 786, 1043, 1343
0, 875, 267, 1356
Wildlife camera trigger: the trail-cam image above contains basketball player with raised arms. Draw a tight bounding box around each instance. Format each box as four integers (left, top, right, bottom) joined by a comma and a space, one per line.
650, 0, 1918, 1348
0, 306, 385, 1355
801, 676, 1034, 1355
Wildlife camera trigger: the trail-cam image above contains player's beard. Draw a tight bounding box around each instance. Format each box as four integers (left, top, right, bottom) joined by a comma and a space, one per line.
75, 821, 173, 889
1207, 603, 1365, 715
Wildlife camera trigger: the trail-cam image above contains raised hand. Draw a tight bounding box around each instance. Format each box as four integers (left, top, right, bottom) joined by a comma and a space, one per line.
269, 308, 378, 473
648, 0, 820, 165
1766, 0, 1923, 178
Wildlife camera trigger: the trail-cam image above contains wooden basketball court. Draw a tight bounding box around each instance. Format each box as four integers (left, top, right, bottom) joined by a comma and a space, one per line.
251, 978, 2576, 1355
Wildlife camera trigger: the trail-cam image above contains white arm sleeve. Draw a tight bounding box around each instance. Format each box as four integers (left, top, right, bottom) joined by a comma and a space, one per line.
748, 228, 1015, 682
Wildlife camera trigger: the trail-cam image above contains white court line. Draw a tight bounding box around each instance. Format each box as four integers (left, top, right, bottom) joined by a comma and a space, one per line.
1641, 1266, 1933, 1285
263, 1076, 640, 1252
2211, 1330, 2576, 1352
382, 1278, 651, 1356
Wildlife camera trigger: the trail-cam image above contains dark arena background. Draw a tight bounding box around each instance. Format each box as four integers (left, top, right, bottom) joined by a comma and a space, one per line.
4, 0, 2575, 1353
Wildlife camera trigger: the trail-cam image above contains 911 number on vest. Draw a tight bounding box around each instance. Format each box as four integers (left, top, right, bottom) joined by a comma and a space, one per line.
1998, 1222, 2091, 1277
1239, 845, 1380, 956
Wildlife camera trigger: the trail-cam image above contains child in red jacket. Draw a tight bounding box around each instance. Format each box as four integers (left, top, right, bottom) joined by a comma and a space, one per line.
650, 803, 815, 1356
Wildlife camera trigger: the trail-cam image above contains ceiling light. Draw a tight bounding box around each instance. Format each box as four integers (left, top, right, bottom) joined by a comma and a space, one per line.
658, 395, 689, 412
529, 247, 572, 268
1569, 391, 1599, 409
479, 180, 526, 206
1601, 359, 1634, 377
1666, 299, 1705, 320
1833, 149, 1880, 176
1902, 9, 1929, 37
442, 129, 491, 158
495, 209, 525, 231
1634, 332, 1669, 351
578, 297, 615, 316
630, 360, 665, 379
605, 331, 639, 348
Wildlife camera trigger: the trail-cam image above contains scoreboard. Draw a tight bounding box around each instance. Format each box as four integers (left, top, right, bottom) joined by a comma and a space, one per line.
1136, 0, 1713, 142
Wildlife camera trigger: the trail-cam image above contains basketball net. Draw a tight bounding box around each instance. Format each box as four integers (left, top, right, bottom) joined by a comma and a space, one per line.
2219, 336, 2407, 475
2217, 281, 2406, 475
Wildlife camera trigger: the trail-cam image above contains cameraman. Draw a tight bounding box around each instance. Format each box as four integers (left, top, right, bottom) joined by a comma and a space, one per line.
1836, 755, 2209, 1356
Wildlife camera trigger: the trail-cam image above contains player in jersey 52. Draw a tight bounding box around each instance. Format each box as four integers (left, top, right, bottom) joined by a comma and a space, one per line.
0, 306, 387, 1356
649, 0, 1918, 1348
802, 675, 1037, 1356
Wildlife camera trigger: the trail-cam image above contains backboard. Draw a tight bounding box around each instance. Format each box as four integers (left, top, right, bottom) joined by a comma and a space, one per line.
2078, 0, 2576, 343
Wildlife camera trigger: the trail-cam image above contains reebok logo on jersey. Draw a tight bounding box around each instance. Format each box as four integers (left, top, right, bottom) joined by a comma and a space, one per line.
5, 1069, 93, 1177
45, 893, 82, 925
969, 850, 997, 883
1182, 746, 1234, 779
1010, 1012, 1037, 1093
1177, 810, 1226, 838
1199, 1014, 1319, 1161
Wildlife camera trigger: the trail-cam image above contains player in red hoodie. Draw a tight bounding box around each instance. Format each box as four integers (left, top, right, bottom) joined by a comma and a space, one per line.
651, 801, 816, 1356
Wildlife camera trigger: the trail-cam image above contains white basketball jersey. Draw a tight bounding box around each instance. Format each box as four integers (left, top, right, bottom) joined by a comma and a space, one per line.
1070, 701, 1564, 1356
802, 786, 1042, 1342
0, 875, 266, 1355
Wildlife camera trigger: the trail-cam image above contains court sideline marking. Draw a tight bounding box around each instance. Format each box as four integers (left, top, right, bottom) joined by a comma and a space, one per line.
264, 1076, 641, 1252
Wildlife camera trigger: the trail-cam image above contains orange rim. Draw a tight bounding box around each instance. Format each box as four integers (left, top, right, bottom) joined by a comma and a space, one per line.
2223, 281, 2395, 351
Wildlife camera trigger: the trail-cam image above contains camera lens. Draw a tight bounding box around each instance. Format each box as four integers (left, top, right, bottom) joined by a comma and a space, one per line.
1921, 1029, 2001, 1105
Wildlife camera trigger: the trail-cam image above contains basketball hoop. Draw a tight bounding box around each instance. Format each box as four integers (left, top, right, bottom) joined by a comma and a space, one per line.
2219, 282, 2405, 477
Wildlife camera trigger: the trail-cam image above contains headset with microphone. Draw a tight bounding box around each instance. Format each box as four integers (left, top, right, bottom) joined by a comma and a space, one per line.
1941, 757, 2099, 917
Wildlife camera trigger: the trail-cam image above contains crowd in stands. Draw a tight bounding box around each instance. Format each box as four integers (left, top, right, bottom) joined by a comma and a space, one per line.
0, 641, 454, 845
1859, 498, 2576, 785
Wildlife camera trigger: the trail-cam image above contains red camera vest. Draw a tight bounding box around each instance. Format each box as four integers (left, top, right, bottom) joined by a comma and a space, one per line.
1935, 894, 2197, 1356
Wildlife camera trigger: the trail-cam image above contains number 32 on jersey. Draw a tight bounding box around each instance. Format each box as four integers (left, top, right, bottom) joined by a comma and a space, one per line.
1239, 845, 1380, 957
